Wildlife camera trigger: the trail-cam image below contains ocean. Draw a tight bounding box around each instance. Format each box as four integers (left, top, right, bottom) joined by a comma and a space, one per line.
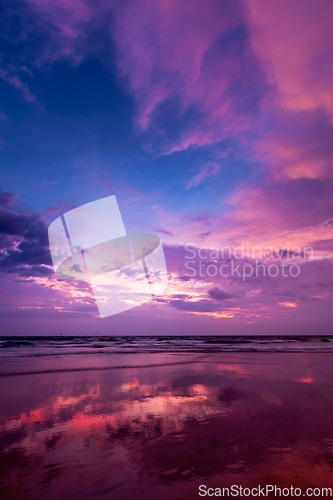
1, 335, 333, 376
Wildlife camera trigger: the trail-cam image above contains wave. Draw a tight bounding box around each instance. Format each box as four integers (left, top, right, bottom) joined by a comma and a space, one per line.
0, 358, 206, 377
1, 335, 333, 359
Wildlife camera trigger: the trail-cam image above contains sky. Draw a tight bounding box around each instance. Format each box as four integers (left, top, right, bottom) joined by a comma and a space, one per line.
0, 0, 332, 336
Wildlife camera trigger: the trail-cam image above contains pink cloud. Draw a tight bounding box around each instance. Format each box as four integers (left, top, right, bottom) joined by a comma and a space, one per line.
0, 67, 37, 103
112, 0, 262, 150
160, 242, 333, 334
186, 161, 221, 189
243, 0, 333, 180
110, 0, 333, 190
25, 0, 100, 66
137, 175, 333, 259
17, 0, 332, 183
0, 0, 331, 334
98, 178, 116, 191
244, 0, 333, 120
252, 107, 333, 180
5, 0, 329, 178
225, 178, 333, 234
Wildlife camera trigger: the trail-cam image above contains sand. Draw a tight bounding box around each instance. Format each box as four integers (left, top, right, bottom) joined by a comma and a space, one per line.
1, 352, 333, 499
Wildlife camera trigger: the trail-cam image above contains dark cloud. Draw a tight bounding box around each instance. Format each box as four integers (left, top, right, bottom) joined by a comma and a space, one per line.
152, 228, 173, 237
178, 275, 192, 282
208, 287, 233, 300
198, 232, 212, 239
277, 249, 307, 259
169, 297, 227, 313
4, 265, 52, 277
0, 205, 53, 277
0, 190, 17, 208
186, 214, 210, 223
309, 239, 333, 252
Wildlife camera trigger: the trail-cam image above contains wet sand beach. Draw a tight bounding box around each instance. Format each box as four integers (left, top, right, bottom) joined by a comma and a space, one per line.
1, 340, 333, 499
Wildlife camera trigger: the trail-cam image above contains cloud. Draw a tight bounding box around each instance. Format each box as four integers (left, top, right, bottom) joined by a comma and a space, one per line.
0, 66, 37, 103
152, 228, 173, 237
169, 297, 226, 313
252, 107, 333, 181
186, 161, 221, 189
0, 189, 17, 208
242, 0, 333, 181
111, 0, 333, 181
99, 178, 116, 191
309, 239, 333, 253
0, 1, 332, 330
3, 0, 251, 152
208, 287, 233, 300
0, 0, 114, 103
17, 0, 105, 67
0, 0, 331, 177
226, 178, 333, 235
162, 243, 333, 317
0, 201, 53, 277
244, 0, 333, 120
2, 0, 331, 187
112, 0, 266, 152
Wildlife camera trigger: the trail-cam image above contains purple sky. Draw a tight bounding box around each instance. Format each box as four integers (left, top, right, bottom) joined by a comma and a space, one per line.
0, 0, 332, 335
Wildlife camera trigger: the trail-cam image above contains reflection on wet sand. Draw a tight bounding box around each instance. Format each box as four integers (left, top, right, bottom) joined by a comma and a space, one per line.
1, 353, 333, 499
